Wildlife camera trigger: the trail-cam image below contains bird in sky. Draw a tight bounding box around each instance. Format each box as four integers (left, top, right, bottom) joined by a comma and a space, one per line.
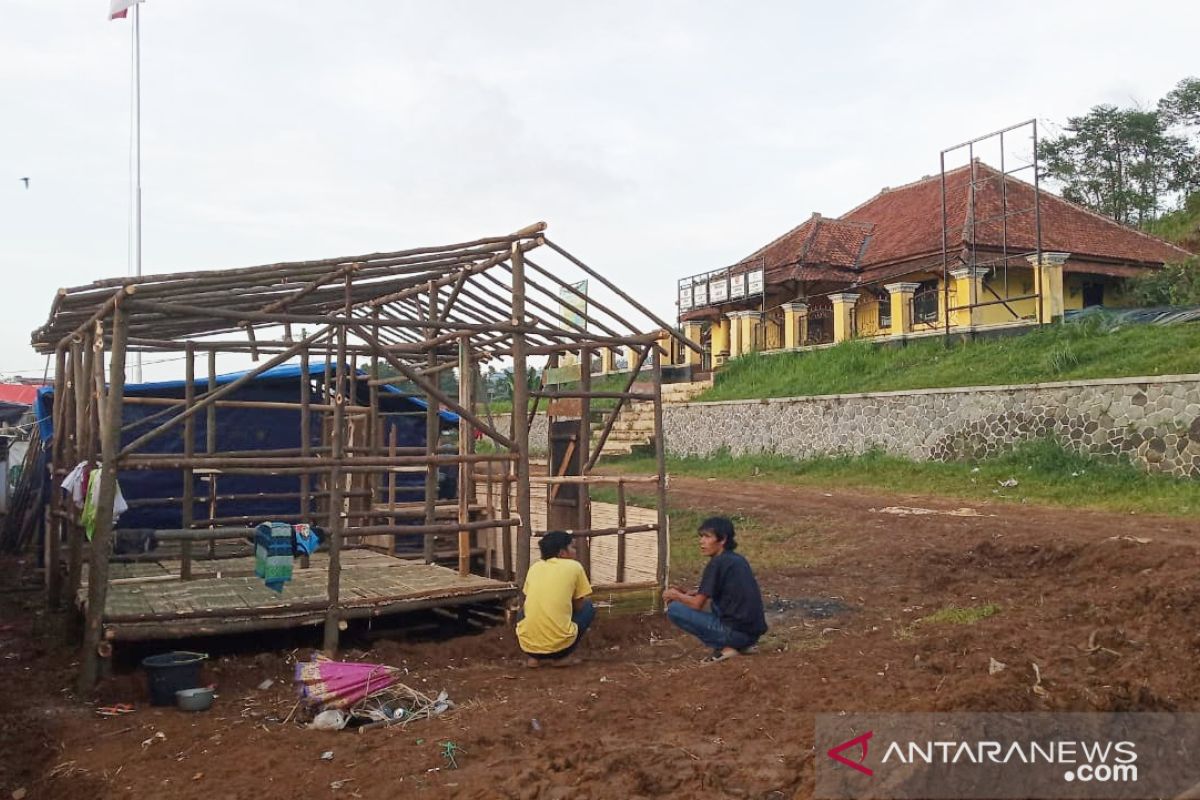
20, 178, 29, 189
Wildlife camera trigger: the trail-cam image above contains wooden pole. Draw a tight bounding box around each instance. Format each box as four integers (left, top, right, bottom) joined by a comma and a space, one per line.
457, 334, 474, 576
181, 342, 195, 580
322, 284, 350, 652
118, 325, 331, 457
576, 346, 592, 577
652, 346, 669, 588
511, 242, 533, 582
424, 284, 439, 564
585, 344, 652, 471
206, 350, 217, 557
78, 303, 128, 692
544, 238, 701, 355
66, 336, 95, 604
46, 346, 67, 609
616, 479, 627, 583
300, 346, 312, 522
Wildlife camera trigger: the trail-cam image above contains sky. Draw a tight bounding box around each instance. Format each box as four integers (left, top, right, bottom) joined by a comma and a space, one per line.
2, 0, 1198, 381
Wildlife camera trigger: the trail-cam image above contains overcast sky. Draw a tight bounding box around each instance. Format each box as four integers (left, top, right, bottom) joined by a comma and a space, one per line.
2, 0, 1197, 380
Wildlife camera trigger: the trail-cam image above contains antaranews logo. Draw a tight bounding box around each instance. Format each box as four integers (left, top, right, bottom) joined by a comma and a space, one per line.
827, 731, 874, 776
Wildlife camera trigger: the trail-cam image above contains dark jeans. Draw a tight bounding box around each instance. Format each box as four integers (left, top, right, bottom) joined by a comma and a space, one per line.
666, 601, 757, 652
518, 599, 596, 660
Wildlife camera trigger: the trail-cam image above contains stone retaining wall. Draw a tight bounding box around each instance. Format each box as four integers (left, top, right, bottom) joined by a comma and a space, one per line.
662, 374, 1200, 478
490, 413, 550, 456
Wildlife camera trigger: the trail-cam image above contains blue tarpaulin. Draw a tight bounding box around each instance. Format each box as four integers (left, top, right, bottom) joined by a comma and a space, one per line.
37, 363, 459, 532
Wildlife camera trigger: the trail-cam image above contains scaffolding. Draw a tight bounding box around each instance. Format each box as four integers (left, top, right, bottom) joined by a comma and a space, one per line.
940, 119, 1045, 333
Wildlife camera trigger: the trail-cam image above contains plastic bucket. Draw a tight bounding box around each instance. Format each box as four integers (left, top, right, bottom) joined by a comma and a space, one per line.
141, 651, 207, 706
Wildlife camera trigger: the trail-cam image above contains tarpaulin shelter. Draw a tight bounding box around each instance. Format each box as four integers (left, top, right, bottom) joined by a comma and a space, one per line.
35, 364, 457, 531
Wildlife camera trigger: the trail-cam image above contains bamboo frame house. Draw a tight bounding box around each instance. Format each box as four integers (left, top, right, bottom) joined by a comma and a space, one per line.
31, 222, 697, 689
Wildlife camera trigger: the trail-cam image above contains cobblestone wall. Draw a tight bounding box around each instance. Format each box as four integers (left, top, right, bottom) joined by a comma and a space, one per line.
491, 413, 549, 455
662, 375, 1200, 478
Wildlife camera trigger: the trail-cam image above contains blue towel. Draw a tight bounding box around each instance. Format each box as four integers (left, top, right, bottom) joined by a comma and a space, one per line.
254, 522, 294, 593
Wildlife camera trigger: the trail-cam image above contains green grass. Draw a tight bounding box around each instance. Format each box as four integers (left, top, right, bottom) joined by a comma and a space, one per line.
481, 372, 639, 414
695, 319, 1200, 402
917, 603, 1002, 626
588, 489, 829, 578
898, 603, 1001, 640
602, 439, 1200, 516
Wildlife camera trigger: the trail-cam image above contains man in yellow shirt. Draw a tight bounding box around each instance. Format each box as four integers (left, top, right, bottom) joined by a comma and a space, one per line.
516, 531, 595, 668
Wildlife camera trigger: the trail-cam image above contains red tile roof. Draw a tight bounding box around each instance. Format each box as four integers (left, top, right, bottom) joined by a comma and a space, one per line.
841, 162, 1192, 274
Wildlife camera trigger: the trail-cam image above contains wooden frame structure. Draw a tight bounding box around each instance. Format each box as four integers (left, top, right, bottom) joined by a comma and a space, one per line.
31, 222, 698, 690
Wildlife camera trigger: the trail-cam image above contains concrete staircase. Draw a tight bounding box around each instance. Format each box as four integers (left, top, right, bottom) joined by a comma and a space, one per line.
591, 378, 712, 458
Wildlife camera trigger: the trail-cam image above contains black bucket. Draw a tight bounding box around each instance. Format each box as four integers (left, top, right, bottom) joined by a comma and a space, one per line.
141, 651, 207, 706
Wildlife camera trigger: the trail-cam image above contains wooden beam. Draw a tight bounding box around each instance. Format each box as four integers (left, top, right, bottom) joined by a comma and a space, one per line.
118, 325, 332, 457
78, 301, 128, 692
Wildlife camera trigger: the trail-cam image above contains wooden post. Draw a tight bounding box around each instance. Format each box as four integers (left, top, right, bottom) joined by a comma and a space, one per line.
457, 335, 474, 576
78, 304, 128, 692
181, 342, 195, 580
46, 346, 68, 609
576, 347, 592, 577
616, 478, 627, 583
511, 242, 533, 582
322, 288, 350, 652
206, 350, 217, 558
424, 285, 440, 564
59, 345, 78, 605
368, 311, 381, 541
300, 347, 312, 568
66, 336, 93, 605
652, 346, 669, 588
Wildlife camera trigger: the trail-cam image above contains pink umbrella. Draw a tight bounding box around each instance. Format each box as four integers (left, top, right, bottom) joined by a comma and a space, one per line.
295, 655, 404, 710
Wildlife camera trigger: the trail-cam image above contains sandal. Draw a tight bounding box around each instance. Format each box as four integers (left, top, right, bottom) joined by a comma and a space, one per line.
700, 648, 738, 665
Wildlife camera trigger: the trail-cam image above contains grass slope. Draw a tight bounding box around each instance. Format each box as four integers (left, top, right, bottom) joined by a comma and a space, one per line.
696, 319, 1200, 403
604, 440, 1200, 516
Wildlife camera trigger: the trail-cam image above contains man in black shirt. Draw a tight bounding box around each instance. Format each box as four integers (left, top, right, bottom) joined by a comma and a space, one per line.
662, 516, 768, 663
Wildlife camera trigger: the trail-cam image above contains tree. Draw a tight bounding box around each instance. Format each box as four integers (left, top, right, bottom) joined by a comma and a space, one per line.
1160, 77, 1200, 129
1038, 104, 1195, 226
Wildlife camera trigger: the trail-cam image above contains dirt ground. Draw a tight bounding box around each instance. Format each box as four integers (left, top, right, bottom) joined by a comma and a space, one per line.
3, 476, 1200, 800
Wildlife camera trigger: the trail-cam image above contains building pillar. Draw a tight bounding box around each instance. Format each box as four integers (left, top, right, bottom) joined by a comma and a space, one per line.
829, 293, 860, 343
884, 282, 919, 336
681, 322, 704, 367
710, 316, 731, 366
1027, 252, 1070, 323
599, 347, 617, 374
726, 313, 743, 358
656, 330, 676, 365
781, 302, 808, 349
728, 311, 762, 356
949, 266, 989, 328
624, 345, 639, 372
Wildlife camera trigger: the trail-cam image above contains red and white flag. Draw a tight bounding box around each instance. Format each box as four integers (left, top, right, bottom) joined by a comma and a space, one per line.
109, 0, 143, 20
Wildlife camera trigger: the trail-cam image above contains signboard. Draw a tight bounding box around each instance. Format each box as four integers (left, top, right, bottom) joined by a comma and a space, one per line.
692, 281, 708, 307
729, 272, 746, 299
747, 269, 764, 297
559, 280, 588, 330
678, 280, 693, 311
709, 275, 728, 303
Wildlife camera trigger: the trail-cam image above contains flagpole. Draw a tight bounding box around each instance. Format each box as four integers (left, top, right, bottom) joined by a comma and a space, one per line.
133, 1, 143, 382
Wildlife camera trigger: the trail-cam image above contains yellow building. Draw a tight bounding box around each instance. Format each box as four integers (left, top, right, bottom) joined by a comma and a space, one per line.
676, 162, 1193, 363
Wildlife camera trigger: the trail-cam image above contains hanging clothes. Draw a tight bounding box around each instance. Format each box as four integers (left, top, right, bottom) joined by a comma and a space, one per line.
60, 461, 89, 508
292, 524, 321, 556
255, 522, 294, 593
79, 467, 129, 542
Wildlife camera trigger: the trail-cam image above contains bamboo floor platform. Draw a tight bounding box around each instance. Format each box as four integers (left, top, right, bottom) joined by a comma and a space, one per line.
78, 548, 517, 642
